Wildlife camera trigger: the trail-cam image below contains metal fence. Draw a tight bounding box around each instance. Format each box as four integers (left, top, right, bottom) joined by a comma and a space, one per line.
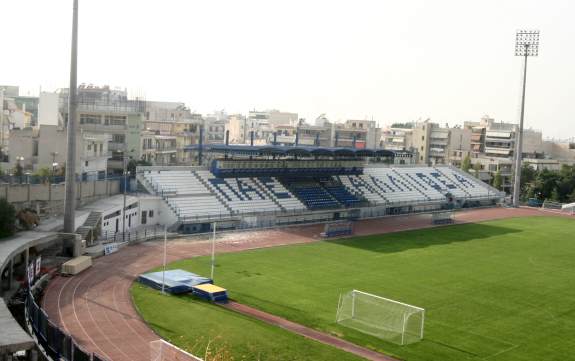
0, 174, 124, 185
25, 293, 109, 361
98, 224, 166, 244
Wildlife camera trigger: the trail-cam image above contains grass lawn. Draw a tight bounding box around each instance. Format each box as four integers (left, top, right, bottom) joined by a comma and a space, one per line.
131, 284, 364, 361
134, 216, 575, 361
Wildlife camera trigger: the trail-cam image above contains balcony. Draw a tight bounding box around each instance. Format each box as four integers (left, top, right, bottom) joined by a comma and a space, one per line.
79, 123, 127, 132
108, 142, 126, 152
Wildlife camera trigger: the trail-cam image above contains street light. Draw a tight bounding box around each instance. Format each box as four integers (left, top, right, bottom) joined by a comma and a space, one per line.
512, 30, 539, 208
16, 156, 24, 183
50, 151, 59, 184
120, 148, 135, 241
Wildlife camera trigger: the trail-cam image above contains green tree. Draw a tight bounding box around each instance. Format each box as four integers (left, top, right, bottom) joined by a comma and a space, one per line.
461, 154, 472, 173
492, 170, 502, 190
34, 167, 51, 178
0, 198, 16, 238
14, 162, 24, 177
127, 159, 152, 177
472, 162, 481, 178
550, 187, 560, 202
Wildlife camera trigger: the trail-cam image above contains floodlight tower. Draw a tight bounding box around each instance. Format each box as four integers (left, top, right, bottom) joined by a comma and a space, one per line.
512, 30, 539, 207
63, 0, 79, 233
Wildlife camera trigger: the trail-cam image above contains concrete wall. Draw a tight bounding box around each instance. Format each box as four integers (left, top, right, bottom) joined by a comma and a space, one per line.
0, 179, 121, 212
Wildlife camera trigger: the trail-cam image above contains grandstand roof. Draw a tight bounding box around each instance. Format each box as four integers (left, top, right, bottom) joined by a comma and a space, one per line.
185, 144, 395, 158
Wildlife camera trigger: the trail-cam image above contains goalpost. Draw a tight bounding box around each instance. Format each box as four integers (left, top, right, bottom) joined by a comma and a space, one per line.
150, 340, 203, 361
336, 290, 425, 345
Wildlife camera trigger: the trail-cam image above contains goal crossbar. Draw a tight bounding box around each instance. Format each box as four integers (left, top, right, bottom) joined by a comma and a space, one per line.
352, 290, 424, 311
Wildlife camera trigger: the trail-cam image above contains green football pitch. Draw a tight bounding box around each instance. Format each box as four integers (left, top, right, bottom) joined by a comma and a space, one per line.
132, 216, 575, 361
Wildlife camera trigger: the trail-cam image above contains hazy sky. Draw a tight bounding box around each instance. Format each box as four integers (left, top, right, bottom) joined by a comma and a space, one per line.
2, 0, 574, 139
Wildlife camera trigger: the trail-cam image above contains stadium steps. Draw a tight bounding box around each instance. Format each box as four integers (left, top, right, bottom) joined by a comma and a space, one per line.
281, 178, 342, 210
348, 175, 390, 204
391, 169, 433, 201
192, 171, 233, 214
434, 167, 473, 197
445, 165, 504, 198
252, 178, 288, 211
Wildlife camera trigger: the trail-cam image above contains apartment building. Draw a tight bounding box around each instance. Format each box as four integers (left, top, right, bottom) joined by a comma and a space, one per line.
249, 110, 298, 127
58, 85, 145, 174
203, 117, 226, 144
380, 126, 413, 151
339, 120, 381, 149
226, 114, 247, 144
8, 124, 109, 179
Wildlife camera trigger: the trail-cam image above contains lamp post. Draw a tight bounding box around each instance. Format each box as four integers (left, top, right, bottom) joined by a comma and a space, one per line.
50, 151, 58, 184
16, 156, 24, 183
512, 30, 539, 208
120, 148, 135, 241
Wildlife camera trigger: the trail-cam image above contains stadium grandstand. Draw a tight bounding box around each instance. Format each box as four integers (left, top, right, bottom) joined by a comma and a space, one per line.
136, 144, 503, 233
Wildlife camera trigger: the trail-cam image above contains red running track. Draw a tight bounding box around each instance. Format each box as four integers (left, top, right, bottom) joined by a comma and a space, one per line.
42, 207, 556, 361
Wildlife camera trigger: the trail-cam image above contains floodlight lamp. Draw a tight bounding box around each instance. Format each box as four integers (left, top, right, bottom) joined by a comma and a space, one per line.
515, 30, 540, 56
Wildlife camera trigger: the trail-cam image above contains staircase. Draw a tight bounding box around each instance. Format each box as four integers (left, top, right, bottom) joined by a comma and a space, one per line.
76, 211, 102, 245
136, 172, 156, 194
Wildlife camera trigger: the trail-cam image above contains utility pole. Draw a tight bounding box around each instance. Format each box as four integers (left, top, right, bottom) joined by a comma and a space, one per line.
63, 0, 79, 233
512, 30, 539, 207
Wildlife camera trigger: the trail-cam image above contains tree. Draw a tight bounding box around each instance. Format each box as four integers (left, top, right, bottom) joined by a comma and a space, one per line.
472, 162, 481, 178
461, 154, 472, 173
492, 170, 502, 190
34, 166, 51, 180
127, 159, 152, 177
550, 187, 560, 202
0, 198, 16, 238
14, 162, 24, 177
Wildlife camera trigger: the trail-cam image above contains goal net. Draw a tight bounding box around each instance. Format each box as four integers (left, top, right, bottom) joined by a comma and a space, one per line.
150, 340, 203, 361
336, 290, 425, 345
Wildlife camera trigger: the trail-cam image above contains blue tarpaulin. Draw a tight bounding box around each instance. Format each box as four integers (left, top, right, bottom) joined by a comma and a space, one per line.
138, 269, 212, 294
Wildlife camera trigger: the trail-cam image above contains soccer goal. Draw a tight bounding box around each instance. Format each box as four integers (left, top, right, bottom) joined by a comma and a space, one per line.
150, 339, 203, 361
336, 290, 425, 345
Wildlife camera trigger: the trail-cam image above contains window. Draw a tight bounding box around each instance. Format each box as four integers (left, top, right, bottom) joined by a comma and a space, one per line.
112, 134, 125, 143
422, 136, 425, 141
87, 144, 91, 151
149, 210, 154, 218
80, 114, 101, 125
100, 144, 103, 153
421, 146, 424, 151
104, 115, 127, 126
85, 161, 89, 167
